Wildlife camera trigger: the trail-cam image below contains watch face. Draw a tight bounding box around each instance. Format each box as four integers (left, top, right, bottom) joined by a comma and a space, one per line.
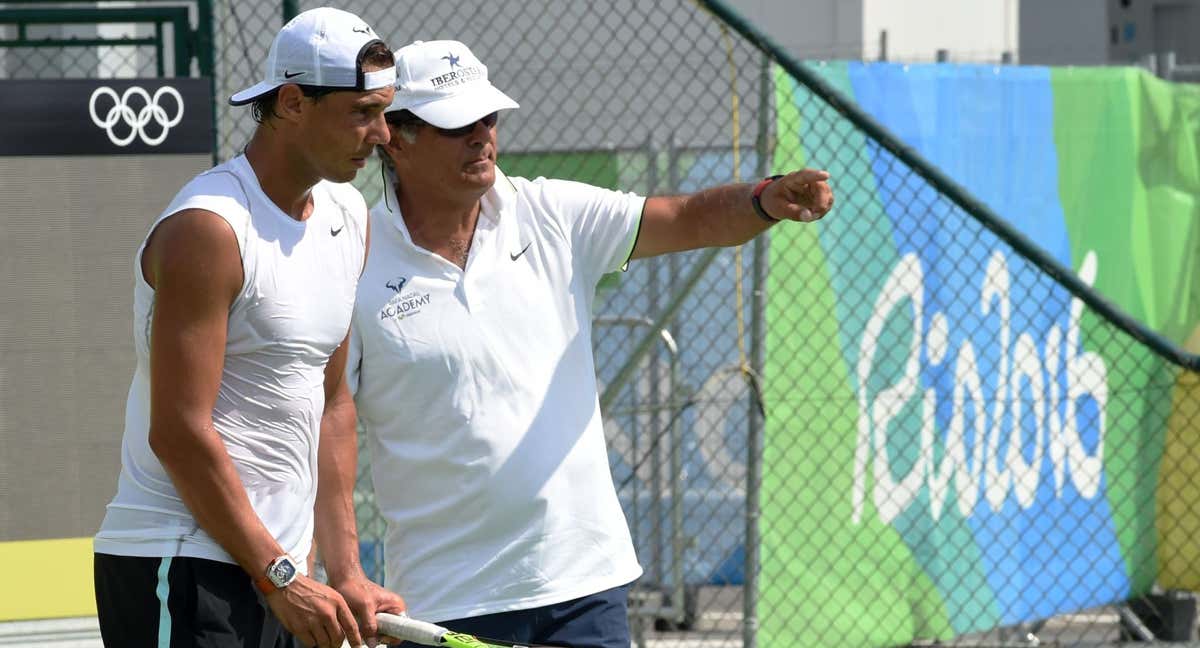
269, 557, 296, 587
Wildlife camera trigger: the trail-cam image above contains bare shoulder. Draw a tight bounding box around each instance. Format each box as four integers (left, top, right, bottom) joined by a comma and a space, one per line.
142, 209, 242, 302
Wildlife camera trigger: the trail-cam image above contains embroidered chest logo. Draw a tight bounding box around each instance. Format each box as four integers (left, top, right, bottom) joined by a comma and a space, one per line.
510, 241, 531, 261
332, 203, 350, 237
379, 276, 431, 321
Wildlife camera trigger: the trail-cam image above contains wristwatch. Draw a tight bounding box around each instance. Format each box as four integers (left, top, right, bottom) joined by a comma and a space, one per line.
254, 555, 299, 594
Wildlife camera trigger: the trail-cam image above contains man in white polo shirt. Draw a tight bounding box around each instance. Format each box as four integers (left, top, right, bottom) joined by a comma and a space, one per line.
93, 8, 404, 648
348, 39, 833, 647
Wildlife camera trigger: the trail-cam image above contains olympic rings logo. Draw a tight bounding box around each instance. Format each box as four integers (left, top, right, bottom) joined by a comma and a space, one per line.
88, 85, 185, 147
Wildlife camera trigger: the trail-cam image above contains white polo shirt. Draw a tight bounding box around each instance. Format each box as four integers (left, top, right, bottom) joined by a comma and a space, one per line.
348, 168, 645, 621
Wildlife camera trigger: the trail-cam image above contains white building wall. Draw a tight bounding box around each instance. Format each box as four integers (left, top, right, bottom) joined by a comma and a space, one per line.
725, 0, 1017, 63
861, 0, 1018, 62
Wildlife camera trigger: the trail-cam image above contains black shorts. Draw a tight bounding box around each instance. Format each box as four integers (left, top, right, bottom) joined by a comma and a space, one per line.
94, 552, 299, 648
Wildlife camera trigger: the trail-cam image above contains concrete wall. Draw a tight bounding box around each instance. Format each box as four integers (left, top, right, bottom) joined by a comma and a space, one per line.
724, 0, 865, 59
0, 154, 212, 542
1019, 0, 1108, 65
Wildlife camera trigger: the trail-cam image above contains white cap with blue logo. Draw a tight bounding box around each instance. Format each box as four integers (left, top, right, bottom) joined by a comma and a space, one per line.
387, 39, 519, 128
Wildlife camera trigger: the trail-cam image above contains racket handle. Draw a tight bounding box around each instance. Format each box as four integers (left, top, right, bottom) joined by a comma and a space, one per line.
376, 612, 447, 646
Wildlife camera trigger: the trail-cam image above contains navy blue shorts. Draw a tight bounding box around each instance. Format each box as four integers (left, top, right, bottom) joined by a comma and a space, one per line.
394, 582, 633, 648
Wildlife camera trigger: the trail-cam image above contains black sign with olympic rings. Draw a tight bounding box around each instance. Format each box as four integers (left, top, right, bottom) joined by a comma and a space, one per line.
0, 78, 213, 156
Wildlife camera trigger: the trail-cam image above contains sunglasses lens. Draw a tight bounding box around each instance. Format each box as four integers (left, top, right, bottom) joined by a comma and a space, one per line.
440, 124, 473, 137
438, 113, 499, 137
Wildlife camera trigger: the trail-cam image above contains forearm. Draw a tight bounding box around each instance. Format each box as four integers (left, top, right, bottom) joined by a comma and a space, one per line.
152, 422, 283, 576
635, 183, 772, 259
314, 393, 364, 585
677, 182, 775, 248
633, 170, 832, 259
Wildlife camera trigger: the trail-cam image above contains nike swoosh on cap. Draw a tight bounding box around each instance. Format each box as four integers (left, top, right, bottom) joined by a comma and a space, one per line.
283, 70, 304, 79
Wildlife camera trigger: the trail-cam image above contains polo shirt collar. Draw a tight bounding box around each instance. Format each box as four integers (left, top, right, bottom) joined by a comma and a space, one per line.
383, 166, 516, 244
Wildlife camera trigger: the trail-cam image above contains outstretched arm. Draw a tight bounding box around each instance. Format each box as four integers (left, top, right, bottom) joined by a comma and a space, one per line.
631, 169, 834, 259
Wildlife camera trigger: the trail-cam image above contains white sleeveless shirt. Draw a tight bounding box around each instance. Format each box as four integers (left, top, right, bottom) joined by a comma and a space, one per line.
94, 155, 368, 568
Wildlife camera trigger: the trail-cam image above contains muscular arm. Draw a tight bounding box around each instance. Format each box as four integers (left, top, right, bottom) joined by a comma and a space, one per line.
632, 169, 833, 259
313, 213, 405, 643
143, 208, 284, 576
313, 335, 364, 586
146, 208, 367, 648
315, 208, 371, 586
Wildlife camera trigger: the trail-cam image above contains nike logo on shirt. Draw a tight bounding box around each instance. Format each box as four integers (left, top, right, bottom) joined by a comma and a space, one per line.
331, 225, 345, 237
510, 242, 531, 261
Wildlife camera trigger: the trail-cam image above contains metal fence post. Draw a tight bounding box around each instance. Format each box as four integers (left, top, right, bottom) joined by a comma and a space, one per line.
742, 47, 772, 648
193, 0, 217, 164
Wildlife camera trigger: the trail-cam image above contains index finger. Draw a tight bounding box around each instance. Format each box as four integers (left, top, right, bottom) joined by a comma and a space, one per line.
357, 606, 378, 642
336, 598, 364, 648
785, 168, 830, 184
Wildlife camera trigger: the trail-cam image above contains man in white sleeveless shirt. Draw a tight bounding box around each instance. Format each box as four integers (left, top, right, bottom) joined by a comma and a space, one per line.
347, 40, 834, 647
93, 8, 405, 648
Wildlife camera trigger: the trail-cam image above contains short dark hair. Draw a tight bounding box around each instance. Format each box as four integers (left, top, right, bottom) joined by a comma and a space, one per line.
359, 40, 395, 73
250, 41, 394, 124
250, 84, 335, 123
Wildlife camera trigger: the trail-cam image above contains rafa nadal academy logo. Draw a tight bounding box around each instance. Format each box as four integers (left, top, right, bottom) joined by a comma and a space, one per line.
385, 276, 407, 293
379, 276, 430, 322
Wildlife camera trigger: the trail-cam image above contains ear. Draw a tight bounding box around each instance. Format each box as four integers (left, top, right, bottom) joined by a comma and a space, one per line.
380, 126, 409, 165
274, 84, 307, 124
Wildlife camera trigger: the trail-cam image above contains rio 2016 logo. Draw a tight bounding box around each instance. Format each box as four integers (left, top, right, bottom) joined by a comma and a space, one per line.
88, 85, 185, 147
852, 250, 1109, 525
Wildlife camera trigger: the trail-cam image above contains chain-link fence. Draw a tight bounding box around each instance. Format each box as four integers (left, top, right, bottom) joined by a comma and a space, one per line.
7, 0, 1200, 644
207, 0, 1200, 646
0, 1, 201, 79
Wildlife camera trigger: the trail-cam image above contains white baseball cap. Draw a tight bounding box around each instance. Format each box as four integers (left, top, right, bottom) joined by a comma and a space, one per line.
229, 7, 395, 106
388, 39, 518, 128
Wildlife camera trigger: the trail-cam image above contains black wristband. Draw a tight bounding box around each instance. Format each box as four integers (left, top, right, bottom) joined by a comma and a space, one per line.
751, 174, 785, 223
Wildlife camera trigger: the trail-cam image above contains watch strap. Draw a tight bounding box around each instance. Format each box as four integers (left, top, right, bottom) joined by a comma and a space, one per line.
752, 174, 785, 223
254, 574, 277, 595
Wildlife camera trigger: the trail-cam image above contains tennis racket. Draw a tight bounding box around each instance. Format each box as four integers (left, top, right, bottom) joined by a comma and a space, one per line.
376, 612, 555, 648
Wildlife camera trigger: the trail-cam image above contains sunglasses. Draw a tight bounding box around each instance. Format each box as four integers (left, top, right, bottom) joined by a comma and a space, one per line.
433, 112, 499, 138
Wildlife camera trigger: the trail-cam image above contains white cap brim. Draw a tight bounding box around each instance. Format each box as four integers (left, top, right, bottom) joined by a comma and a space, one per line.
229, 66, 394, 107
229, 80, 286, 106
406, 83, 519, 129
